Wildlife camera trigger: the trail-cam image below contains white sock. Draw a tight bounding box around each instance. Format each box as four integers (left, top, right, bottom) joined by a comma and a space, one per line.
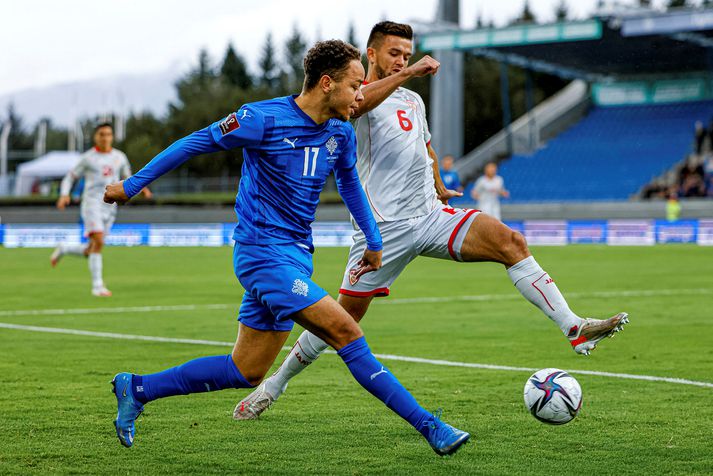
88, 253, 104, 289
263, 331, 328, 398
60, 244, 87, 256
507, 256, 582, 335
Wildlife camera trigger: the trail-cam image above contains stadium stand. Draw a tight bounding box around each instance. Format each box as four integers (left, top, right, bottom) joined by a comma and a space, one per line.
493, 100, 713, 202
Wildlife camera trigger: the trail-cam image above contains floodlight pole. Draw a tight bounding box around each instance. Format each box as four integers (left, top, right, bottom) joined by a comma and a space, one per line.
525, 69, 536, 152
500, 63, 513, 156
34, 119, 47, 157
0, 120, 11, 196
429, 0, 463, 158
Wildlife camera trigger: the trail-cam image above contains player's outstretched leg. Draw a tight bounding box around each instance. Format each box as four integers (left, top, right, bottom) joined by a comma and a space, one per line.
111, 325, 290, 447
235, 295, 371, 420
291, 296, 470, 456
459, 213, 629, 355
50, 243, 87, 267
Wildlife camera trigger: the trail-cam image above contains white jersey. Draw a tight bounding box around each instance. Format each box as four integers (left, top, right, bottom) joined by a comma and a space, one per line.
473, 175, 505, 220
61, 148, 131, 204
353, 87, 439, 223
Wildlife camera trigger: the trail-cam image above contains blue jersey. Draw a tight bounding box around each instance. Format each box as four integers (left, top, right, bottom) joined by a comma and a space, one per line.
123, 95, 381, 251
440, 170, 461, 191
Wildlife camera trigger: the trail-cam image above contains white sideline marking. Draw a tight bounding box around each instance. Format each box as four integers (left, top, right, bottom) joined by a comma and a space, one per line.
0, 304, 232, 317
1, 322, 711, 389
0, 288, 710, 317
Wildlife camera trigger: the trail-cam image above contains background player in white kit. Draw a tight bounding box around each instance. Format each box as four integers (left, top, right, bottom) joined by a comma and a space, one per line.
471, 162, 509, 221
234, 22, 629, 419
51, 123, 152, 296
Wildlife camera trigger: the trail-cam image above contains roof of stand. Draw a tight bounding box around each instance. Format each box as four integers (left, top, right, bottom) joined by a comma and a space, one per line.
418, 9, 713, 81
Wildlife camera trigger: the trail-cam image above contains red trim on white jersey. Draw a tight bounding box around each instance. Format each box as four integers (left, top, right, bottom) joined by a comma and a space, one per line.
339, 287, 390, 297
447, 209, 478, 260
94, 146, 113, 153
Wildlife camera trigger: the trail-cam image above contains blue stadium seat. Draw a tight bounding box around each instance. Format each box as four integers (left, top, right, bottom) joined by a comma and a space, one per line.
495, 101, 713, 202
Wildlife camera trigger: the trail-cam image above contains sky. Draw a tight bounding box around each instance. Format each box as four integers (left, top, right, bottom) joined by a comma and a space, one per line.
0, 0, 627, 97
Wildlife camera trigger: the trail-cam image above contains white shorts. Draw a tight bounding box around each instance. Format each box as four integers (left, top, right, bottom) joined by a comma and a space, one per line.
81, 200, 117, 237
340, 206, 480, 297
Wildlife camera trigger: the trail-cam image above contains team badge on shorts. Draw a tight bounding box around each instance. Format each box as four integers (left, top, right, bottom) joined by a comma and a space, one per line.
291, 279, 309, 297
349, 268, 360, 286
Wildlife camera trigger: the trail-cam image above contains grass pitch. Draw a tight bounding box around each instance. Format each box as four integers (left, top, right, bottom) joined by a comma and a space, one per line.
1, 245, 712, 474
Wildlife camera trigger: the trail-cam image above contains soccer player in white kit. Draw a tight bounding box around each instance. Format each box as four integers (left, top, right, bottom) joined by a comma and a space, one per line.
471, 162, 509, 220
51, 123, 152, 296
234, 22, 629, 419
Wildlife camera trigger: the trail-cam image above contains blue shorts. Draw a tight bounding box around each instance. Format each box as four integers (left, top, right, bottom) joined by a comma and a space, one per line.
233, 242, 328, 332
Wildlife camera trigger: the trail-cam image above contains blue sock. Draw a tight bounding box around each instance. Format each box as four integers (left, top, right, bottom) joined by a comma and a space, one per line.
337, 336, 433, 437
132, 354, 253, 404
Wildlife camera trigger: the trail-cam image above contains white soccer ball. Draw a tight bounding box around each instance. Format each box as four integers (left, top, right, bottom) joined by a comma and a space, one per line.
523, 368, 582, 425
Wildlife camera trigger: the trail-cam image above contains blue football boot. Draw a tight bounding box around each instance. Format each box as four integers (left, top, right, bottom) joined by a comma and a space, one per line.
423, 409, 471, 456
111, 372, 144, 447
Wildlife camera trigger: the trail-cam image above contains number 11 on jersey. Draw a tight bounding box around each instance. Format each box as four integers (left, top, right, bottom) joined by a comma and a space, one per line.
303, 147, 319, 176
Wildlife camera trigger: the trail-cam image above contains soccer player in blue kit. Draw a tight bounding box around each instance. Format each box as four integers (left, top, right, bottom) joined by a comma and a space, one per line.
103, 40, 469, 456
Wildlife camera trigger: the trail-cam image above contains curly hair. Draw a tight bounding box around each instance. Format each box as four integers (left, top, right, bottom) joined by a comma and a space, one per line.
303, 39, 361, 91
367, 21, 413, 48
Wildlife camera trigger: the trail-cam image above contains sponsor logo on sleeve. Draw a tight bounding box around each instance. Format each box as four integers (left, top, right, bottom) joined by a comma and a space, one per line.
219, 113, 240, 135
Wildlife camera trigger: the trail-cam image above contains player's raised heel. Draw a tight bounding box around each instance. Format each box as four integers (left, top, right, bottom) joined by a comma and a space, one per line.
112, 372, 144, 448
50, 246, 62, 267
423, 410, 471, 456
568, 312, 629, 355
233, 381, 279, 420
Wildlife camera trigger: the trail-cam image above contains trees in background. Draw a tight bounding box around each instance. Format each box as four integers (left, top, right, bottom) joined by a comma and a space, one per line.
7, 12, 573, 177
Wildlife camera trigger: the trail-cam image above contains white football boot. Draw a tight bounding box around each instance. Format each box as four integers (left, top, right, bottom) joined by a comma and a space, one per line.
568, 312, 629, 355
233, 381, 281, 420
50, 246, 62, 267
92, 286, 113, 297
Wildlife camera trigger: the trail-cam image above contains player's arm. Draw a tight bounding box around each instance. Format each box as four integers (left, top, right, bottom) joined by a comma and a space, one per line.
428, 144, 462, 205
470, 179, 481, 200
105, 106, 264, 204
120, 155, 153, 199
57, 156, 86, 209
334, 131, 382, 276
353, 55, 440, 118
500, 182, 510, 198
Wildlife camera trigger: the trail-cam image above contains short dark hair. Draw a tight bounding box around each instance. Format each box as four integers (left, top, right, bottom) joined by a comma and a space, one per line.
94, 122, 113, 133
367, 21, 413, 48
303, 39, 361, 91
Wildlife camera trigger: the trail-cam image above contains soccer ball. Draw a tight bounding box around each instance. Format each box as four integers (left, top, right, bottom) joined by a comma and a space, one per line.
523, 368, 582, 425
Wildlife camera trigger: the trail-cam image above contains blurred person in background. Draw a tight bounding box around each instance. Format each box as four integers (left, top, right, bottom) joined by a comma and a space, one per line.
704, 155, 713, 197
679, 157, 706, 198
439, 155, 463, 194
694, 120, 705, 155
470, 162, 509, 220
50, 123, 152, 296
666, 189, 681, 222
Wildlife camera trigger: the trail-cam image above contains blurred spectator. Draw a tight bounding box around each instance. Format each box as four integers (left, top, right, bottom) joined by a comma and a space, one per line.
666, 189, 681, 222
695, 120, 705, 155
471, 162, 509, 220
679, 158, 706, 198
704, 155, 713, 197
641, 178, 668, 199
439, 155, 463, 192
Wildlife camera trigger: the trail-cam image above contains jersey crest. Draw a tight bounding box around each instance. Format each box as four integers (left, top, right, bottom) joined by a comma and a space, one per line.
326, 136, 338, 155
